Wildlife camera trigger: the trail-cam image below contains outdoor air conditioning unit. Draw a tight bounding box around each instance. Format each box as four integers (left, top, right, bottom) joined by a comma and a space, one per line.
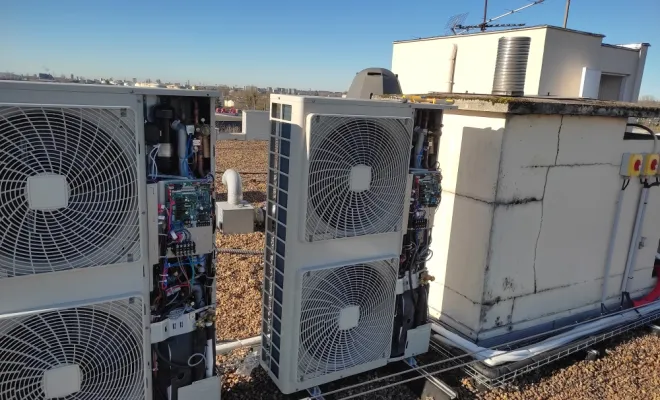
261, 94, 452, 394
0, 87, 150, 400
0, 81, 221, 400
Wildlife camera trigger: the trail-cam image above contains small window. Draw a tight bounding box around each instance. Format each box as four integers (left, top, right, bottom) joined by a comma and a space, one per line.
271, 103, 280, 119
282, 105, 292, 121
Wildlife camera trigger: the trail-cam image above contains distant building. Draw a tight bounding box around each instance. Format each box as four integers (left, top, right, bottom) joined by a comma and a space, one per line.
135, 82, 165, 88
392, 25, 650, 102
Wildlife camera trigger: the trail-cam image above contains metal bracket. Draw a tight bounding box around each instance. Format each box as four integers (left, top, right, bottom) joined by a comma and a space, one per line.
150, 306, 214, 343
306, 386, 325, 400
403, 356, 458, 399
404, 356, 418, 368
150, 312, 197, 343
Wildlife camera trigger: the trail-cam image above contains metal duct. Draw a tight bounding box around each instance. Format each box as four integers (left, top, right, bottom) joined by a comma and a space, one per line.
492, 37, 531, 97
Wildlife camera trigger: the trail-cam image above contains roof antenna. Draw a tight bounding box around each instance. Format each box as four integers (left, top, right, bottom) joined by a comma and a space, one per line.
563, 0, 571, 28
450, 0, 545, 34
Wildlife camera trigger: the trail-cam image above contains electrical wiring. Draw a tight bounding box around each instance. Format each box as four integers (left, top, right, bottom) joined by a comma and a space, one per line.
187, 353, 206, 367
155, 345, 192, 370
148, 145, 160, 178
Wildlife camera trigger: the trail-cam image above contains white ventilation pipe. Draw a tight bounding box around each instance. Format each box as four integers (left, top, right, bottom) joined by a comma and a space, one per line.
446, 44, 457, 93
431, 299, 660, 367
222, 169, 243, 205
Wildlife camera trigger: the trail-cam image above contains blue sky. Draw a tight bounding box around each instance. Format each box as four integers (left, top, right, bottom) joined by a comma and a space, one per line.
2, 0, 659, 95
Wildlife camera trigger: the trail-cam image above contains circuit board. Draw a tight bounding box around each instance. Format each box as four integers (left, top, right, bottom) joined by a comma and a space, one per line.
418, 173, 441, 207
166, 180, 213, 228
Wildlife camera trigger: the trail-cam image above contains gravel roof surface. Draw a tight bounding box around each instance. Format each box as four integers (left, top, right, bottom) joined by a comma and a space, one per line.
214, 140, 660, 400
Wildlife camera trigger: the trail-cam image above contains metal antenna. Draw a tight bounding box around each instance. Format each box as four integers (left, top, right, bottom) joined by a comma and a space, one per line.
456, 0, 545, 33
445, 13, 469, 35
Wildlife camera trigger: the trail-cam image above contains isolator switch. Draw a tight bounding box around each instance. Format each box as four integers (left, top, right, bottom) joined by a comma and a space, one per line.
620, 153, 643, 177
642, 154, 659, 176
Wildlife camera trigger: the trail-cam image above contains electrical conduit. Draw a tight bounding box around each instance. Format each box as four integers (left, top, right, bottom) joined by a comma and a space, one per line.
620, 184, 651, 295
600, 178, 628, 310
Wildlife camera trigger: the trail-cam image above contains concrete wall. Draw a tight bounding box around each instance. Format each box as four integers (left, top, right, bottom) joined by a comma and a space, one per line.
392, 28, 547, 96
599, 45, 644, 102
216, 111, 270, 141
242, 110, 270, 140
428, 110, 506, 335
537, 29, 603, 97
429, 111, 660, 341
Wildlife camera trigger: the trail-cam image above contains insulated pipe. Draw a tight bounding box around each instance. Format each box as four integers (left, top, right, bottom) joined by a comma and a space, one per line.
446, 44, 457, 93
222, 169, 243, 205
431, 299, 660, 367
172, 120, 188, 166
215, 336, 261, 355
600, 179, 627, 308
620, 185, 651, 294
413, 128, 426, 169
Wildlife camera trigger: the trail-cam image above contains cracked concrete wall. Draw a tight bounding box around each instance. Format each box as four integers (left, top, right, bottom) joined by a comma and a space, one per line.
428, 110, 506, 338
430, 111, 660, 342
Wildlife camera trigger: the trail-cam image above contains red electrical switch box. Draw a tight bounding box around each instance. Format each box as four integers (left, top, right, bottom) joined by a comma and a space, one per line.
642, 154, 659, 176
620, 153, 643, 177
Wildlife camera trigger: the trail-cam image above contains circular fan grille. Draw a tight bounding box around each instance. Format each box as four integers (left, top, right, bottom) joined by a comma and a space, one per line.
306, 115, 412, 241
0, 298, 144, 400
297, 260, 398, 380
0, 107, 140, 277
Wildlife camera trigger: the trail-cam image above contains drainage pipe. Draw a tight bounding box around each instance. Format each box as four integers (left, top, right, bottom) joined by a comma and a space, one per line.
431, 299, 660, 367
222, 169, 243, 205
620, 185, 650, 294
215, 336, 261, 355
600, 178, 629, 310
446, 44, 457, 93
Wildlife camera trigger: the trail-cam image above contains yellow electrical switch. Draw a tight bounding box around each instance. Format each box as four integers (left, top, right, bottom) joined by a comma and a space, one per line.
620, 153, 644, 177
643, 154, 659, 176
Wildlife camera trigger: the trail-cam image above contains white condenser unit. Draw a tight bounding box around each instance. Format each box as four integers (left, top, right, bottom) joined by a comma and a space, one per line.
0, 81, 221, 400
261, 94, 452, 394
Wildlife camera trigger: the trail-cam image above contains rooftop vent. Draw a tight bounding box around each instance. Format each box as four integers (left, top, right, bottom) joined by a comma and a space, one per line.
492, 37, 531, 97
346, 68, 403, 99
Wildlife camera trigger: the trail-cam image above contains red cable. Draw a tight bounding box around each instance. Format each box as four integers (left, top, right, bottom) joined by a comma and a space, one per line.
632, 263, 660, 307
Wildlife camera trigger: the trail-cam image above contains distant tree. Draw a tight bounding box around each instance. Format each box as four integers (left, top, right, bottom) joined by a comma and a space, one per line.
156, 79, 161, 84
245, 87, 260, 110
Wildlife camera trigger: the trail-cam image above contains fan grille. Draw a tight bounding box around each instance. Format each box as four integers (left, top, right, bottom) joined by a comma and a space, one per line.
306, 115, 412, 241
0, 297, 145, 400
0, 106, 141, 278
297, 259, 398, 381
